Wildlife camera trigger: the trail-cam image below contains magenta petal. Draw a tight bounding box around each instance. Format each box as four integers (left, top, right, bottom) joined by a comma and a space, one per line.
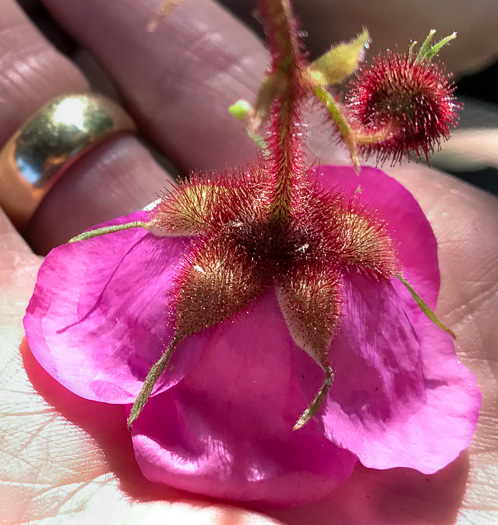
128, 290, 358, 504
23, 162, 480, 502
314, 165, 440, 307
320, 273, 480, 473
24, 212, 205, 403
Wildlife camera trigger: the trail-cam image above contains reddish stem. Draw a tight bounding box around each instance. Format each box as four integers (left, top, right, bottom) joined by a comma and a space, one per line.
257, 0, 307, 224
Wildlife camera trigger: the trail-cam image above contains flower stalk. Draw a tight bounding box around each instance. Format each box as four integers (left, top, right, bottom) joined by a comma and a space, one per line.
257, 0, 307, 224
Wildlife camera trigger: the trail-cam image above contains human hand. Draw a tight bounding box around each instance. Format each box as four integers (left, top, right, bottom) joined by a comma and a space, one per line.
1, 0, 497, 523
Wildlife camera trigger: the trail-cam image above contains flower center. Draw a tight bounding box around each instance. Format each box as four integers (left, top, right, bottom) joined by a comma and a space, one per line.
226, 219, 311, 279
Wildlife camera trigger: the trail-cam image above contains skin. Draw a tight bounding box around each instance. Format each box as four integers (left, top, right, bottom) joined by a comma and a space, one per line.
1, 0, 497, 523
221, 0, 498, 74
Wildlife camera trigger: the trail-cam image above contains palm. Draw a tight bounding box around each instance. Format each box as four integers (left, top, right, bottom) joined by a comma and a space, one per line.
1, 0, 497, 523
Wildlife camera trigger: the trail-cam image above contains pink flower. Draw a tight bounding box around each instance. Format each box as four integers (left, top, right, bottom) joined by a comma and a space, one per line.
24, 165, 480, 505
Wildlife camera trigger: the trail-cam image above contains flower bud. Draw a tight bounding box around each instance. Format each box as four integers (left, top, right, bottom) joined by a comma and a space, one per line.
347, 51, 460, 163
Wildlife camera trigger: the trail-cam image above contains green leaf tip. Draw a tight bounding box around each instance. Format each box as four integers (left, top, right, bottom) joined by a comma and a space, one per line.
397, 274, 456, 339
308, 29, 370, 85
68, 221, 147, 244
413, 30, 457, 62
127, 341, 179, 429
293, 366, 334, 431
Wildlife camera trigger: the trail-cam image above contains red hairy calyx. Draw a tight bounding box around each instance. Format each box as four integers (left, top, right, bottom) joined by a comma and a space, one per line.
346, 51, 459, 163
126, 164, 400, 429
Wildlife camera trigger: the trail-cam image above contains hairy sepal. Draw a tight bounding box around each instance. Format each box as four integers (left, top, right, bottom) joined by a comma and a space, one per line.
297, 188, 400, 279
172, 234, 264, 338
333, 203, 400, 277
147, 167, 269, 237
277, 263, 343, 365
128, 233, 265, 427
277, 262, 342, 430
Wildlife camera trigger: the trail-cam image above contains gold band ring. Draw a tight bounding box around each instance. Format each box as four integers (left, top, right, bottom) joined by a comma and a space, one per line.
0, 93, 136, 230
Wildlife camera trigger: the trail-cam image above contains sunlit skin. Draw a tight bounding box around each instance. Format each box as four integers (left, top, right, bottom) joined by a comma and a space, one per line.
1, 0, 497, 523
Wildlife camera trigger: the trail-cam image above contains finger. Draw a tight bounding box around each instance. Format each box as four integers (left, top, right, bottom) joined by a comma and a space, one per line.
289, 0, 498, 75
385, 164, 498, 525
0, 207, 40, 281
25, 135, 169, 253
40, 0, 269, 171
0, 0, 172, 253
0, 0, 86, 145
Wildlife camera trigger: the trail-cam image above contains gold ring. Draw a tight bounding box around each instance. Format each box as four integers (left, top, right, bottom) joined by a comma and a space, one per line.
0, 92, 136, 230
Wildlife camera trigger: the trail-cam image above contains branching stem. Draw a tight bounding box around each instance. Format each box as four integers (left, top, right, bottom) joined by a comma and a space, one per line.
313, 85, 360, 170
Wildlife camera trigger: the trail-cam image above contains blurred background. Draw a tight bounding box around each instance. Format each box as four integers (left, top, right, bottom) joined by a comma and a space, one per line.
18, 0, 498, 196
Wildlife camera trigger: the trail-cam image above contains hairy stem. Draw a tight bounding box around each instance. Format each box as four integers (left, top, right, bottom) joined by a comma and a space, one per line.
258, 0, 305, 224
313, 85, 360, 170
269, 87, 301, 223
